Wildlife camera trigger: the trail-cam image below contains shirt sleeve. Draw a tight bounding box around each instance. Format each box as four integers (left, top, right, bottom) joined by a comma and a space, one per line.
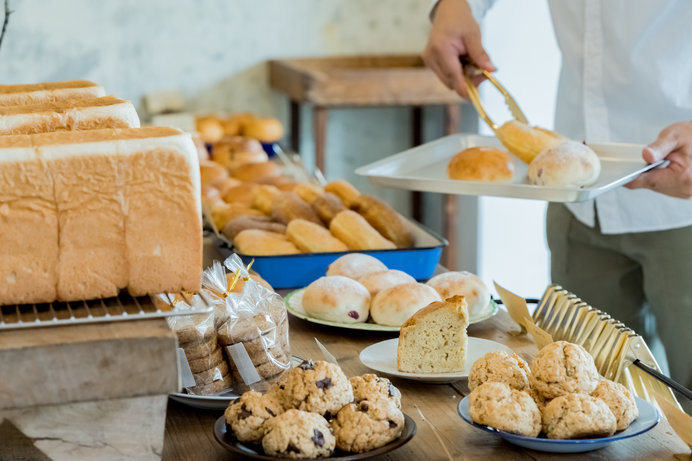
430, 0, 499, 22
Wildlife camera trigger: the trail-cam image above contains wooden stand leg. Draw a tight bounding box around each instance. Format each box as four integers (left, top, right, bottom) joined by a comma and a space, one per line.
411, 106, 423, 221
313, 106, 328, 174
443, 104, 461, 269
290, 100, 301, 153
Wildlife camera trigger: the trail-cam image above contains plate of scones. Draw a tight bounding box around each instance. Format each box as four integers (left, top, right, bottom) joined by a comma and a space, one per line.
215, 359, 416, 459
457, 341, 659, 453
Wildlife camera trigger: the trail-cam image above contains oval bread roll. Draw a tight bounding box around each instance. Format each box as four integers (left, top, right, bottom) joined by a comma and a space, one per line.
324, 180, 361, 208
222, 215, 285, 241
352, 196, 414, 248
329, 210, 396, 251
222, 184, 258, 206
234, 229, 301, 255
294, 183, 324, 204
370, 283, 442, 326
527, 141, 601, 187
196, 115, 225, 144
251, 184, 282, 215
358, 270, 416, 298
211, 202, 265, 230
231, 161, 282, 183
211, 135, 267, 171
302, 276, 370, 323
200, 160, 229, 187
286, 219, 349, 253
326, 253, 388, 280
312, 192, 346, 224
447, 146, 514, 181
496, 120, 565, 164
272, 191, 322, 225
243, 117, 284, 142
426, 271, 490, 316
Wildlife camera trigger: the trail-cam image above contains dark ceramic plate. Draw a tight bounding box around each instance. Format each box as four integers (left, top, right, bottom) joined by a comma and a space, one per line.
213, 413, 416, 460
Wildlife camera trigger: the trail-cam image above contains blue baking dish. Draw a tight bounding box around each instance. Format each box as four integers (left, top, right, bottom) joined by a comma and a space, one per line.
214, 221, 447, 289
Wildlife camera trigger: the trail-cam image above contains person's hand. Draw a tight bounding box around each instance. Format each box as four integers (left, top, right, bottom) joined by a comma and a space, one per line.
626, 121, 692, 199
423, 0, 496, 99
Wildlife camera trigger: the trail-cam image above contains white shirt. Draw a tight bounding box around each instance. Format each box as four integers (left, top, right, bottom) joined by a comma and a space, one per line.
467, 0, 692, 234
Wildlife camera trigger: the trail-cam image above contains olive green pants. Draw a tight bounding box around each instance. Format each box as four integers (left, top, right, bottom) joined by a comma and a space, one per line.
546, 203, 692, 389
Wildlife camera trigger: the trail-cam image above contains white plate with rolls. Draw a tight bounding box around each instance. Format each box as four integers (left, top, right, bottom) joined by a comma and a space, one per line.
284, 288, 499, 332
359, 337, 513, 383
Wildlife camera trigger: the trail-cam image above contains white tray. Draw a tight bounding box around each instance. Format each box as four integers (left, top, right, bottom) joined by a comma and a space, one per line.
355, 134, 664, 203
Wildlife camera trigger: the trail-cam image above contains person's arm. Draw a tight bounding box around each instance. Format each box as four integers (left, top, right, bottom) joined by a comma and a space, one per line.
626, 121, 692, 199
423, 0, 497, 99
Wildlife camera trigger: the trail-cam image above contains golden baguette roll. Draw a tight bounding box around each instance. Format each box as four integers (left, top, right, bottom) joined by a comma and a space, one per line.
222, 215, 286, 241
324, 180, 361, 208
312, 192, 347, 225
352, 196, 414, 248
231, 161, 282, 183
196, 115, 225, 144
211, 202, 265, 230
329, 210, 396, 251
447, 146, 514, 181
286, 219, 349, 253
271, 191, 322, 225
234, 229, 301, 255
251, 184, 282, 215
211, 136, 267, 171
294, 183, 324, 204
495, 120, 565, 164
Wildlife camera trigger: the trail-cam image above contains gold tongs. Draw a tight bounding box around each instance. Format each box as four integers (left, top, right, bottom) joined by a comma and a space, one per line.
461, 57, 528, 132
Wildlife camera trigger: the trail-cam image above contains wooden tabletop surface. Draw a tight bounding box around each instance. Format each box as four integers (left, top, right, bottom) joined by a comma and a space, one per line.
162, 306, 689, 460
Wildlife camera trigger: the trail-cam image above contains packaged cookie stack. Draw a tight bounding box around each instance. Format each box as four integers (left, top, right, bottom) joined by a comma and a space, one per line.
204, 255, 291, 393
467, 340, 639, 439
224, 359, 405, 458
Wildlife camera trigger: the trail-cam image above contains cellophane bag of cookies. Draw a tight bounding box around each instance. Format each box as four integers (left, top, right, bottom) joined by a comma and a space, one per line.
152, 292, 232, 396
205, 254, 291, 393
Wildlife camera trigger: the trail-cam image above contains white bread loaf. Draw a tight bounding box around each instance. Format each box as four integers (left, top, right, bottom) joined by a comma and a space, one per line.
0, 80, 105, 106
0, 127, 202, 304
302, 276, 370, 323
370, 283, 441, 327
0, 95, 140, 135
397, 295, 469, 373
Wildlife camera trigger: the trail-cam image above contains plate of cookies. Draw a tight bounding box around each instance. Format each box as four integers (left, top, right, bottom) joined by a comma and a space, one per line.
457, 341, 660, 453
215, 359, 416, 459
284, 253, 498, 331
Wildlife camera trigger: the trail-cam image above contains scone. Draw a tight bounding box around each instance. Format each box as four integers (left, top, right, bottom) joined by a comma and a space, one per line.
527, 140, 601, 187
426, 271, 491, 316
468, 350, 531, 392
278, 359, 354, 417
326, 253, 387, 280
468, 382, 541, 437
302, 276, 370, 323
224, 390, 285, 443
262, 409, 335, 459
542, 393, 616, 439
370, 283, 441, 327
358, 270, 416, 298
591, 380, 638, 431
350, 374, 402, 409
331, 396, 404, 453
530, 340, 600, 399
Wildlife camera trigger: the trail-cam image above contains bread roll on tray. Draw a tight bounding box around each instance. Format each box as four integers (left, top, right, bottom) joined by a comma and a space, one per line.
370, 283, 441, 326
243, 117, 284, 143
352, 196, 414, 248
211, 202, 265, 230
329, 210, 396, 251
211, 136, 267, 171
312, 192, 346, 224
0, 80, 105, 106
286, 219, 349, 253
496, 120, 565, 164
326, 253, 388, 280
200, 160, 229, 187
271, 191, 322, 225
427, 271, 490, 316
222, 215, 286, 241
324, 180, 361, 208
231, 161, 282, 183
358, 270, 416, 298
196, 115, 225, 144
447, 146, 514, 182
251, 184, 282, 215
294, 183, 324, 204
234, 229, 301, 255
527, 141, 601, 187
302, 276, 370, 323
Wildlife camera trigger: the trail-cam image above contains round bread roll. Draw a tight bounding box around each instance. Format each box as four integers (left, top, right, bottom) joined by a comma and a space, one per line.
214, 177, 243, 198
496, 120, 565, 164
591, 380, 638, 431
528, 141, 601, 187
324, 180, 361, 208
352, 195, 414, 248
211, 136, 267, 171
294, 183, 324, 204
231, 161, 282, 183
222, 184, 258, 206
530, 340, 600, 400
447, 146, 514, 181
199, 160, 229, 187
370, 283, 442, 327
426, 271, 490, 316
211, 202, 265, 230
251, 184, 282, 215
272, 191, 322, 225
542, 393, 616, 439
302, 276, 370, 323
286, 219, 349, 253
312, 192, 346, 224
196, 115, 225, 144
358, 270, 416, 298
243, 117, 284, 142
468, 382, 541, 437
326, 253, 388, 280
234, 229, 301, 255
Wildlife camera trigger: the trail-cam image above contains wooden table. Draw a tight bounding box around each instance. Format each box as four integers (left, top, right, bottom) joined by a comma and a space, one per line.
269, 55, 470, 269
162, 309, 689, 460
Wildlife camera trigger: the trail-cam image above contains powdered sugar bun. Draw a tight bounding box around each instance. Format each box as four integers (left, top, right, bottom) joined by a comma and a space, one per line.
527, 141, 601, 187
302, 276, 370, 323
326, 253, 387, 280
358, 270, 416, 298
370, 283, 441, 327
426, 271, 490, 316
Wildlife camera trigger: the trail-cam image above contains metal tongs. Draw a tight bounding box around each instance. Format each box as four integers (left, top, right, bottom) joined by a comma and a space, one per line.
461, 57, 528, 132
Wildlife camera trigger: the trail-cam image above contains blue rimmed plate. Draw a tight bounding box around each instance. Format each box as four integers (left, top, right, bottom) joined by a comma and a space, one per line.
457, 396, 659, 453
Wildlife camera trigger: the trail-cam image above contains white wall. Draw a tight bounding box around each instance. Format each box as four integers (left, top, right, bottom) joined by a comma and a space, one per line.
477, 0, 561, 300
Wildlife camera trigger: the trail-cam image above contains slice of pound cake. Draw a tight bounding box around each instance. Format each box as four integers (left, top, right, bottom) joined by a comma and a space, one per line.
397, 295, 469, 373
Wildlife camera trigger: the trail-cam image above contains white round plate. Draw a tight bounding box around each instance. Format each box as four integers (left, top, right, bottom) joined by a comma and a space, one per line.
285, 289, 498, 332
169, 356, 304, 410
457, 396, 659, 453
359, 337, 513, 383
